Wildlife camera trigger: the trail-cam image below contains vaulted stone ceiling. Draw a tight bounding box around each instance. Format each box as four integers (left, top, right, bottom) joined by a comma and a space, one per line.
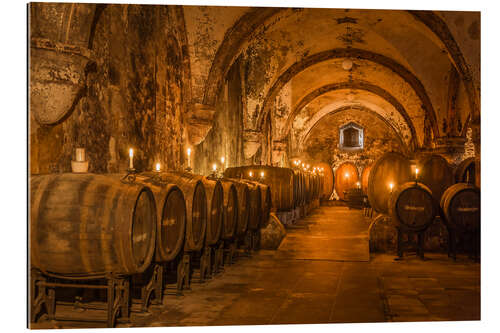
183, 7, 480, 164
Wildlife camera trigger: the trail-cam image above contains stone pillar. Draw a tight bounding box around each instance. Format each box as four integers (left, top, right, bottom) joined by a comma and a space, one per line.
271, 140, 288, 167
432, 136, 467, 165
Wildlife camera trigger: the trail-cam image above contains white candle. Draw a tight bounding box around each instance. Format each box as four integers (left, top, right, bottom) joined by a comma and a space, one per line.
76, 148, 85, 162
187, 148, 191, 168
129, 148, 134, 169
156, 162, 161, 172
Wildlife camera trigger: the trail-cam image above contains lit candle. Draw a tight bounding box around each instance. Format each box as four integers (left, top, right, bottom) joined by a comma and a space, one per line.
356, 181, 361, 188
187, 148, 191, 168
129, 148, 134, 169
415, 168, 419, 179
345, 172, 349, 178
249, 171, 253, 177
156, 162, 161, 172
260, 171, 264, 178
389, 182, 394, 192
212, 163, 217, 172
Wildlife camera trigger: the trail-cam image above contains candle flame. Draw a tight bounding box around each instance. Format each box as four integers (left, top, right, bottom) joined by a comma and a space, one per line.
345, 172, 349, 178
212, 163, 217, 171
221, 156, 225, 164
260, 171, 264, 178
187, 148, 191, 156
389, 182, 394, 190
156, 163, 161, 172
129, 148, 133, 158
249, 171, 253, 177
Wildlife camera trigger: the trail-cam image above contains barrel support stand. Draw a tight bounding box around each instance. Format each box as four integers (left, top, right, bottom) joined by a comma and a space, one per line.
224, 239, 237, 265
177, 253, 191, 293
30, 269, 130, 328
213, 242, 224, 274
396, 227, 425, 260
140, 264, 163, 311
199, 246, 212, 282
448, 227, 480, 262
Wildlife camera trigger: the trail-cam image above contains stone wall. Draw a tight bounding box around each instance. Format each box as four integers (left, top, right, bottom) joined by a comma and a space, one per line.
30, 4, 190, 175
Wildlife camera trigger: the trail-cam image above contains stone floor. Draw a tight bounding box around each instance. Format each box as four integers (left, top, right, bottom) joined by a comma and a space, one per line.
33, 206, 480, 328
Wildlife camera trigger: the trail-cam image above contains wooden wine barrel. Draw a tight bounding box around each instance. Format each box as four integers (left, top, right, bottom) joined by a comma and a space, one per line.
455, 157, 476, 184
136, 173, 186, 263
440, 183, 480, 232
241, 180, 262, 231
368, 152, 412, 214
222, 178, 250, 236
335, 162, 359, 201
202, 178, 224, 246
388, 182, 437, 231
260, 183, 272, 227
361, 164, 372, 195
30, 173, 156, 277
219, 180, 238, 240
224, 166, 294, 212
158, 172, 207, 252
292, 170, 302, 206
317, 162, 333, 200
417, 154, 454, 202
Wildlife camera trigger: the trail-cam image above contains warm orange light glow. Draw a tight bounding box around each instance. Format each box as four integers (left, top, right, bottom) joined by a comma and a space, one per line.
260, 171, 264, 178
345, 172, 349, 178
187, 148, 191, 156
389, 182, 394, 191
249, 171, 253, 177
156, 162, 161, 172
221, 156, 225, 164
129, 148, 134, 169
212, 163, 217, 172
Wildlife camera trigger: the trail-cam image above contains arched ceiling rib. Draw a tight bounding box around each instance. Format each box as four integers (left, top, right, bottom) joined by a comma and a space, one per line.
283, 82, 418, 149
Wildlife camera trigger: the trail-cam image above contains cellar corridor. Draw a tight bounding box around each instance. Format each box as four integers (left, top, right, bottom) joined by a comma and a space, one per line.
32, 207, 479, 328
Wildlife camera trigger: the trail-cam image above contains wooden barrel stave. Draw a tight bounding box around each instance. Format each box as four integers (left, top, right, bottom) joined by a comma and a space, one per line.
222, 178, 250, 236
417, 154, 454, 203
30, 173, 157, 277
454, 157, 476, 184
361, 164, 372, 195
335, 162, 359, 201
440, 183, 480, 232
202, 178, 224, 246
388, 182, 437, 231
368, 152, 412, 214
219, 180, 238, 240
157, 172, 207, 252
136, 173, 186, 263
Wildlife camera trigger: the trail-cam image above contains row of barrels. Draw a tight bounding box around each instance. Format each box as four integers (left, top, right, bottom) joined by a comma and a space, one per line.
320, 155, 476, 204
365, 152, 480, 235
30, 171, 272, 278
30, 171, 272, 326
223, 165, 324, 213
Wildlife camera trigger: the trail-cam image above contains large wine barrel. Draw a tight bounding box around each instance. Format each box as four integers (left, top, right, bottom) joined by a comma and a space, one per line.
440, 183, 480, 232
417, 154, 454, 202
30, 173, 156, 277
219, 180, 238, 240
202, 178, 224, 246
260, 184, 272, 227
292, 170, 302, 206
388, 182, 437, 231
136, 173, 186, 262
335, 162, 359, 201
158, 172, 207, 252
361, 164, 372, 195
455, 157, 476, 184
368, 152, 412, 214
224, 166, 294, 212
317, 162, 333, 199
222, 178, 250, 236
241, 180, 262, 231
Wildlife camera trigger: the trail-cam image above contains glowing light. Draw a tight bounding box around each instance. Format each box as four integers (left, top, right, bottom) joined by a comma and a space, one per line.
129, 148, 134, 169
249, 171, 253, 177
221, 156, 225, 164
345, 172, 349, 178
186, 148, 192, 168
356, 181, 360, 188
260, 171, 264, 178
155, 162, 161, 172
389, 182, 394, 191
415, 168, 419, 179
212, 163, 217, 172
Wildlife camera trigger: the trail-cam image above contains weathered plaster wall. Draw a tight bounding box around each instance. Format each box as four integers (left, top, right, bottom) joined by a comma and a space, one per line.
30, 4, 190, 174
301, 109, 404, 172
193, 58, 245, 176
